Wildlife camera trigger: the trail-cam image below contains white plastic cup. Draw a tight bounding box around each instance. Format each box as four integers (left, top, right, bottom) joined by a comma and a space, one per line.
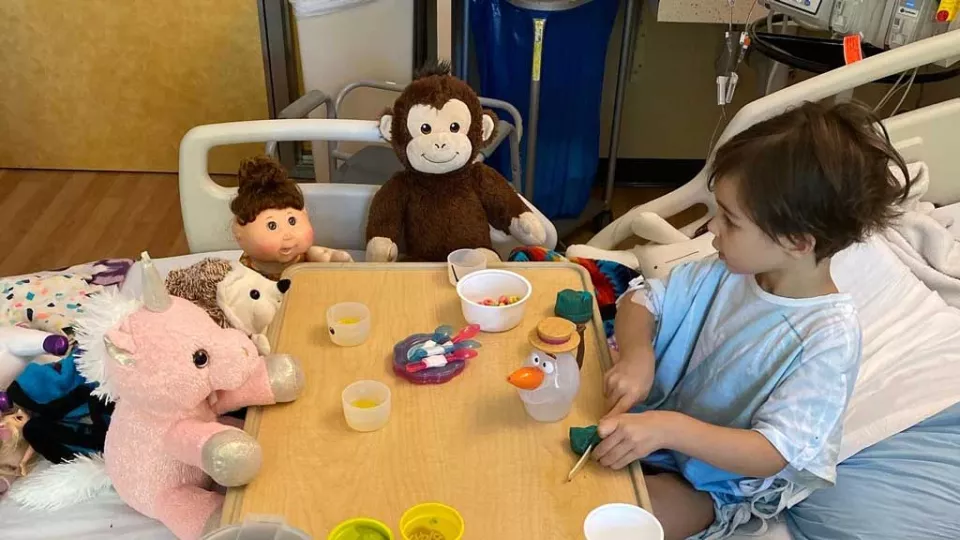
326, 303, 371, 347
341, 380, 392, 432
583, 504, 664, 540
447, 248, 487, 286
456, 269, 531, 333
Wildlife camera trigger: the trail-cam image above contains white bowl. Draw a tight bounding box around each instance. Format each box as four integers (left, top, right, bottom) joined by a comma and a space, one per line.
455, 269, 532, 333
584, 503, 663, 540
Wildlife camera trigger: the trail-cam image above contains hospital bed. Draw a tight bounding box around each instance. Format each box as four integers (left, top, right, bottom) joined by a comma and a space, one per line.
3, 32, 960, 540
179, 117, 557, 262
576, 29, 960, 540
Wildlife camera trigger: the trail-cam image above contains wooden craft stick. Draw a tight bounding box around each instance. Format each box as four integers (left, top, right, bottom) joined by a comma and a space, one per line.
566, 443, 594, 482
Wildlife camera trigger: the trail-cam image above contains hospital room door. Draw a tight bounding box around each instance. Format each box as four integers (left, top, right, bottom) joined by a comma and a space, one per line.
0, 0, 268, 174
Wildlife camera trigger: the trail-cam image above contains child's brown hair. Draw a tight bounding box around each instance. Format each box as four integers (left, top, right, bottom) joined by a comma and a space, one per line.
230, 155, 304, 225
710, 101, 911, 260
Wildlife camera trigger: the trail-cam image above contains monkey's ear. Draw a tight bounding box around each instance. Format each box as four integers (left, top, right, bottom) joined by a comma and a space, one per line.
379, 113, 393, 142
481, 112, 496, 143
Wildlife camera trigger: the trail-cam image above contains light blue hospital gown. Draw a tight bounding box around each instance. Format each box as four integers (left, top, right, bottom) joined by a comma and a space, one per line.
619, 258, 862, 539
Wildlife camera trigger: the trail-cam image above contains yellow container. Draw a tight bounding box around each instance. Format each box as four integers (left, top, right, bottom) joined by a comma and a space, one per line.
327, 518, 394, 540
399, 503, 464, 540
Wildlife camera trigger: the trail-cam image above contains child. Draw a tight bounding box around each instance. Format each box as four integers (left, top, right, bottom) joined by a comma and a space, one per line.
598, 101, 911, 540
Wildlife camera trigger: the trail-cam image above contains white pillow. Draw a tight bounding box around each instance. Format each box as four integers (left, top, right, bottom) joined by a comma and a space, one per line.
832, 235, 960, 460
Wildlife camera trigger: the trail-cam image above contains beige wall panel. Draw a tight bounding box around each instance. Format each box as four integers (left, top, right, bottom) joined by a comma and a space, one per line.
0, 0, 268, 174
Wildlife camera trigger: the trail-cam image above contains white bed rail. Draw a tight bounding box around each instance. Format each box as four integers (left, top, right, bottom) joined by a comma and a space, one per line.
587, 30, 960, 250
179, 119, 557, 257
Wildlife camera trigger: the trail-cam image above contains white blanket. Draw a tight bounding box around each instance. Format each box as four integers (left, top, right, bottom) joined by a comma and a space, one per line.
880, 211, 960, 309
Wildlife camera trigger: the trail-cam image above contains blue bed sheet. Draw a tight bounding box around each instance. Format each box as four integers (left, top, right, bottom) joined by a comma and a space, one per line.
787, 400, 960, 540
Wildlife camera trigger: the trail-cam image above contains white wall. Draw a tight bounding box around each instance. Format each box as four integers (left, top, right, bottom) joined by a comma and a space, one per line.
294, 0, 414, 182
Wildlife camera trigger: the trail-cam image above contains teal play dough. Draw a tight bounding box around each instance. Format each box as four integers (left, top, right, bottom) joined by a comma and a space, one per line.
555, 290, 594, 324
570, 425, 601, 455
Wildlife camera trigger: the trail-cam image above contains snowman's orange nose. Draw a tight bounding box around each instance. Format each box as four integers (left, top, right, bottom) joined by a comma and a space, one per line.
507, 367, 544, 390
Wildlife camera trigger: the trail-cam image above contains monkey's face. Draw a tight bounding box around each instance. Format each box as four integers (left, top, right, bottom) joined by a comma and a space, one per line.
403, 99, 474, 174
381, 74, 497, 176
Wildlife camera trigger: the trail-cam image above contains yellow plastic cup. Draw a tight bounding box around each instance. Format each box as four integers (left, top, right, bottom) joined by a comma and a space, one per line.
399, 503, 464, 540
327, 517, 394, 540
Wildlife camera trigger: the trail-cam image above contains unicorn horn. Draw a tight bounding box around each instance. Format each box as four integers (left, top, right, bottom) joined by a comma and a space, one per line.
140, 251, 172, 312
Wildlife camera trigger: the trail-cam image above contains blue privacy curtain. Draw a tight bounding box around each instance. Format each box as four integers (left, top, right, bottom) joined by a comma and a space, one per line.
470, 0, 619, 219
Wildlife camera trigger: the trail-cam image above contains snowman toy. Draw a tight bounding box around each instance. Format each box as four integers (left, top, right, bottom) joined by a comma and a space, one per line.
506, 317, 581, 423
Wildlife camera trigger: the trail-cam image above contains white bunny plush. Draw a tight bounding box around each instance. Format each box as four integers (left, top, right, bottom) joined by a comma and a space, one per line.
566, 212, 717, 279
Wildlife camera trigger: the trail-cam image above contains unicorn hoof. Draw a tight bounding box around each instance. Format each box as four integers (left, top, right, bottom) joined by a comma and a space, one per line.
264, 353, 305, 403
202, 430, 262, 487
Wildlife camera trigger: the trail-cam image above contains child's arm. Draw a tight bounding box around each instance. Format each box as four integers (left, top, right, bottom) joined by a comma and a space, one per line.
668, 414, 788, 476
594, 411, 788, 477
604, 298, 657, 415
596, 325, 860, 476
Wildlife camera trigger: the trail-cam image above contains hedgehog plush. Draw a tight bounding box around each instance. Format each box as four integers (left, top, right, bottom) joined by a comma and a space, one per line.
165, 258, 289, 354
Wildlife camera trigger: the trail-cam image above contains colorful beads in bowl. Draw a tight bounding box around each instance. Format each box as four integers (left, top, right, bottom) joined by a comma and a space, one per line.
479, 295, 522, 307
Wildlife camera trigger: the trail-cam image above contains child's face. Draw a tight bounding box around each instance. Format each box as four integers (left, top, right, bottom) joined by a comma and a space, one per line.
707, 177, 794, 275
233, 208, 315, 264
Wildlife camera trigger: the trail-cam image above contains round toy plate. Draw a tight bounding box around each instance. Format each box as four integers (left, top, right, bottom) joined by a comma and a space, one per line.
392, 334, 466, 385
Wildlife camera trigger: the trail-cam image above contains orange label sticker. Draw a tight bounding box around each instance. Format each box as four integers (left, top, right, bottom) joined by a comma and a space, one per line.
844, 35, 864, 65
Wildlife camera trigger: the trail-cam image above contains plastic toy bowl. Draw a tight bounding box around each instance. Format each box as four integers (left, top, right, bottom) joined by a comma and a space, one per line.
392, 334, 466, 385
342, 380, 392, 432
203, 517, 311, 540
328, 518, 394, 540
399, 503, 464, 540
583, 503, 663, 540
455, 270, 531, 333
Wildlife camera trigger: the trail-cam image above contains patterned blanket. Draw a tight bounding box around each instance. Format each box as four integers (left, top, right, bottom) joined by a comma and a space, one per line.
509, 247, 639, 339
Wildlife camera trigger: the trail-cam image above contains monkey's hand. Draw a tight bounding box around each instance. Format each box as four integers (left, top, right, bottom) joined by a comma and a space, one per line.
509, 212, 546, 246
307, 246, 354, 263
366, 237, 399, 263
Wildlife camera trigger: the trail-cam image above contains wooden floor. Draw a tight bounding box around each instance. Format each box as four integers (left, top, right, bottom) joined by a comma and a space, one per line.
0, 168, 679, 277
0, 169, 189, 277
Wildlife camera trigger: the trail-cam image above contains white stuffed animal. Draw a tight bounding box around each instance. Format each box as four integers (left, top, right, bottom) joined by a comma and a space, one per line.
216, 264, 287, 355
165, 258, 288, 355
566, 212, 717, 279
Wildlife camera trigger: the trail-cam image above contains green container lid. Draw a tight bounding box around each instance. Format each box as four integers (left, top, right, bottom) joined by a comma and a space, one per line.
328, 518, 394, 540
555, 289, 594, 324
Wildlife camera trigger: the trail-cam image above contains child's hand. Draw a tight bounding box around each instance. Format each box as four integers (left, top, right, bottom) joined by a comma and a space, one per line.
603, 346, 655, 415
593, 412, 669, 470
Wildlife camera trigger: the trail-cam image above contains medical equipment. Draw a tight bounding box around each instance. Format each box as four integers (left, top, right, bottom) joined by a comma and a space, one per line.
717, 30, 751, 105
764, 0, 957, 52
767, 0, 834, 29
940, 0, 960, 22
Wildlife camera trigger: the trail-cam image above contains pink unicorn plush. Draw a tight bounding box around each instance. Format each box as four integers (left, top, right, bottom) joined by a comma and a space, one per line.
11, 253, 304, 539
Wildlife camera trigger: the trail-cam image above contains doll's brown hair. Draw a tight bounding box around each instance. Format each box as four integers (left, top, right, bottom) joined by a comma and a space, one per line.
230, 155, 305, 225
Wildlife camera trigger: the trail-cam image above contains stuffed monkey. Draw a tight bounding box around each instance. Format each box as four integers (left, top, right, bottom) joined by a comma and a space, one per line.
366, 62, 546, 262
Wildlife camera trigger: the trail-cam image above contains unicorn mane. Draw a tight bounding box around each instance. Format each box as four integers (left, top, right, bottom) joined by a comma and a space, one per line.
74, 288, 140, 401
